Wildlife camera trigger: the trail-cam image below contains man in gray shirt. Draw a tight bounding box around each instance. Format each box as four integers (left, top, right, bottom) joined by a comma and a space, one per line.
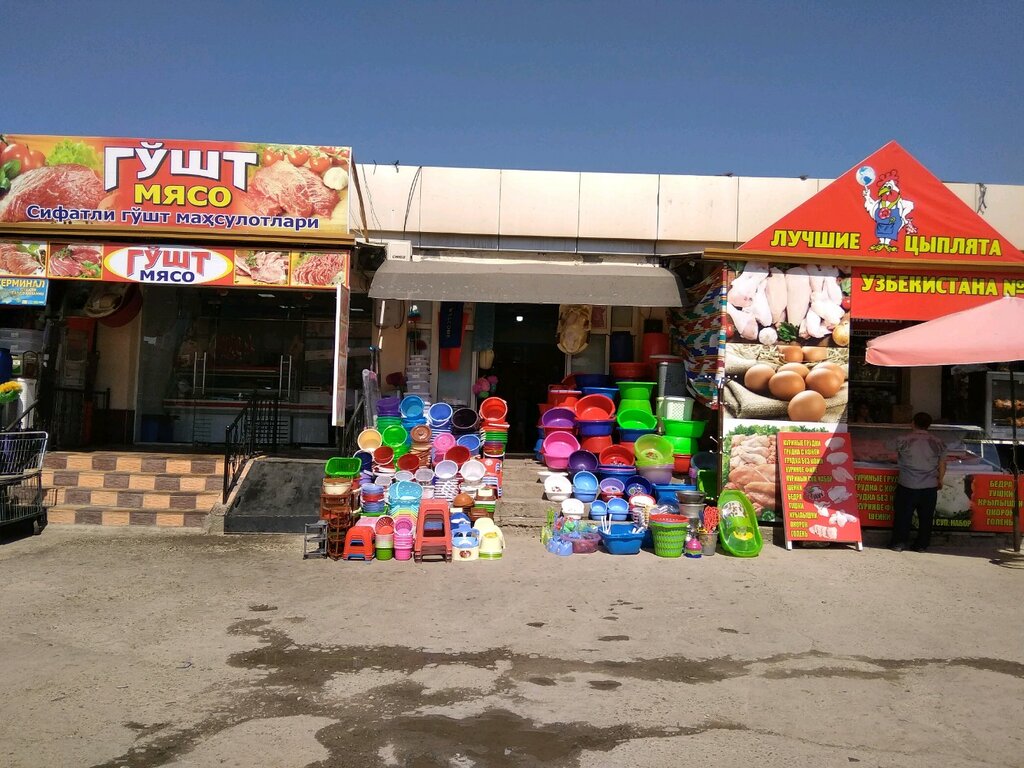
891, 411, 947, 552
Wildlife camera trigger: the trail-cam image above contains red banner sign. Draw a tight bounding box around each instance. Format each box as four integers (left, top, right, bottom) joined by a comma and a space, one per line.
0, 239, 348, 291
0, 134, 351, 243
739, 141, 1022, 267
778, 432, 863, 548
851, 267, 1024, 320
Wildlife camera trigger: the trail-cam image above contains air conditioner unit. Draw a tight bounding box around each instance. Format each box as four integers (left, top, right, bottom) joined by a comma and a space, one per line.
386, 240, 413, 261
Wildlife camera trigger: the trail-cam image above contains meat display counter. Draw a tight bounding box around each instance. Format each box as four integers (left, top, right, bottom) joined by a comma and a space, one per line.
848, 423, 1015, 531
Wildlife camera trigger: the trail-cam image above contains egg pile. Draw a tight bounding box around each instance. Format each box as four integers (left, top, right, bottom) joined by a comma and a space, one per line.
742, 345, 846, 422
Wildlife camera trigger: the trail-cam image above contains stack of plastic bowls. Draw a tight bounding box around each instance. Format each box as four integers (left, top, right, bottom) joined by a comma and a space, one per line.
572, 470, 599, 503
433, 459, 460, 501
540, 407, 576, 438
376, 396, 402, 434
428, 402, 453, 463
633, 434, 674, 484
400, 395, 428, 433
409, 424, 433, 467
360, 483, 386, 515
478, 397, 509, 458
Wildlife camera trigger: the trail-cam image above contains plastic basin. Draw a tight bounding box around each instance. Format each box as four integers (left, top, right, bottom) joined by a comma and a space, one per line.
663, 419, 707, 438
572, 470, 599, 494
400, 395, 425, 419
577, 419, 614, 437
541, 407, 576, 429
638, 464, 674, 484
619, 428, 655, 444
599, 523, 645, 554
617, 409, 658, 430
356, 429, 383, 451
617, 381, 657, 401
633, 434, 673, 466
568, 450, 599, 474
543, 431, 581, 457
548, 389, 581, 408
444, 446, 471, 465
610, 362, 650, 379
581, 435, 614, 453
665, 435, 698, 455
623, 475, 654, 498
589, 500, 608, 519
381, 425, 409, 448
574, 394, 616, 420
618, 398, 654, 414
427, 402, 453, 425
598, 445, 635, 466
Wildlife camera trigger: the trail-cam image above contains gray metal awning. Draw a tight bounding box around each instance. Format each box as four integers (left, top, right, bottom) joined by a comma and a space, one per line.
368, 259, 683, 307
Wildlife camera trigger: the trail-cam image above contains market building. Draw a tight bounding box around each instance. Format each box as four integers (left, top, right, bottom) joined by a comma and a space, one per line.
1, 133, 1022, 537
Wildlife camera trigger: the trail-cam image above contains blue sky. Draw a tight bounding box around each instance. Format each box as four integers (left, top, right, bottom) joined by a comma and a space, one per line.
3, 0, 1021, 182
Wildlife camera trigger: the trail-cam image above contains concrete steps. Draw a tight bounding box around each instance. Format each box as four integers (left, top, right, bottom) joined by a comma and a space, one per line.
42, 452, 224, 529
496, 457, 552, 530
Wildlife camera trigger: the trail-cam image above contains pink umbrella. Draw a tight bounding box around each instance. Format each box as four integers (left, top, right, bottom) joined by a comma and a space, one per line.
866, 296, 1024, 552
866, 296, 1024, 366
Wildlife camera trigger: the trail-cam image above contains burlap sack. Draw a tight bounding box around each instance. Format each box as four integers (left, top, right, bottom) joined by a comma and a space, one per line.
724, 380, 848, 423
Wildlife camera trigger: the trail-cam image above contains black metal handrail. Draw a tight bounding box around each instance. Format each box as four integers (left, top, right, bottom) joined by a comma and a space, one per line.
3, 400, 40, 432
223, 394, 280, 503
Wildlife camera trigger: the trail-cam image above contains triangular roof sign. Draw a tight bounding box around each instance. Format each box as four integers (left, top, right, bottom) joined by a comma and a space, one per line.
739, 141, 1023, 267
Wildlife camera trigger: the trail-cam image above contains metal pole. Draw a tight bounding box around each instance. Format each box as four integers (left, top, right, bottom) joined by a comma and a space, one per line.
1010, 369, 1021, 553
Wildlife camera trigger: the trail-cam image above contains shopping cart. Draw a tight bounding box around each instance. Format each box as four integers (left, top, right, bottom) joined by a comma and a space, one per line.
0, 431, 54, 536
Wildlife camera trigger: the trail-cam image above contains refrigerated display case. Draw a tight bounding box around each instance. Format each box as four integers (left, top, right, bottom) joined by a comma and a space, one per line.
984, 372, 1024, 440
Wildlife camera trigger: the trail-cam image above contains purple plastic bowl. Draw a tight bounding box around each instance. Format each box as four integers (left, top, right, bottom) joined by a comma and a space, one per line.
599, 477, 625, 495
567, 450, 599, 474
638, 464, 674, 485
541, 407, 577, 429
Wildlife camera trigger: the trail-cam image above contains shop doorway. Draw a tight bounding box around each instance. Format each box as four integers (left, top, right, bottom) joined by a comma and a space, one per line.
487, 304, 563, 453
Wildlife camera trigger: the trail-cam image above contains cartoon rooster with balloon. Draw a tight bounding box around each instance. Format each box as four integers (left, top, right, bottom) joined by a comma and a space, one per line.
860, 168, 917, 252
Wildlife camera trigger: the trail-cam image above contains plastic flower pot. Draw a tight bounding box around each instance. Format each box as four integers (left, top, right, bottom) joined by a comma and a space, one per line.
567, 450, 599, 474
663, 419, 707, 438
616, 380, 657, 401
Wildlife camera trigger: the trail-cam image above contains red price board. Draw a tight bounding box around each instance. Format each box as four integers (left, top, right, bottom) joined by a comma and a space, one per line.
778, 432, 863, 550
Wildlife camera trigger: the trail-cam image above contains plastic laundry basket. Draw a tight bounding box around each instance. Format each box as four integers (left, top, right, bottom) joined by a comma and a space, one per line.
649, 518, 688, 558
